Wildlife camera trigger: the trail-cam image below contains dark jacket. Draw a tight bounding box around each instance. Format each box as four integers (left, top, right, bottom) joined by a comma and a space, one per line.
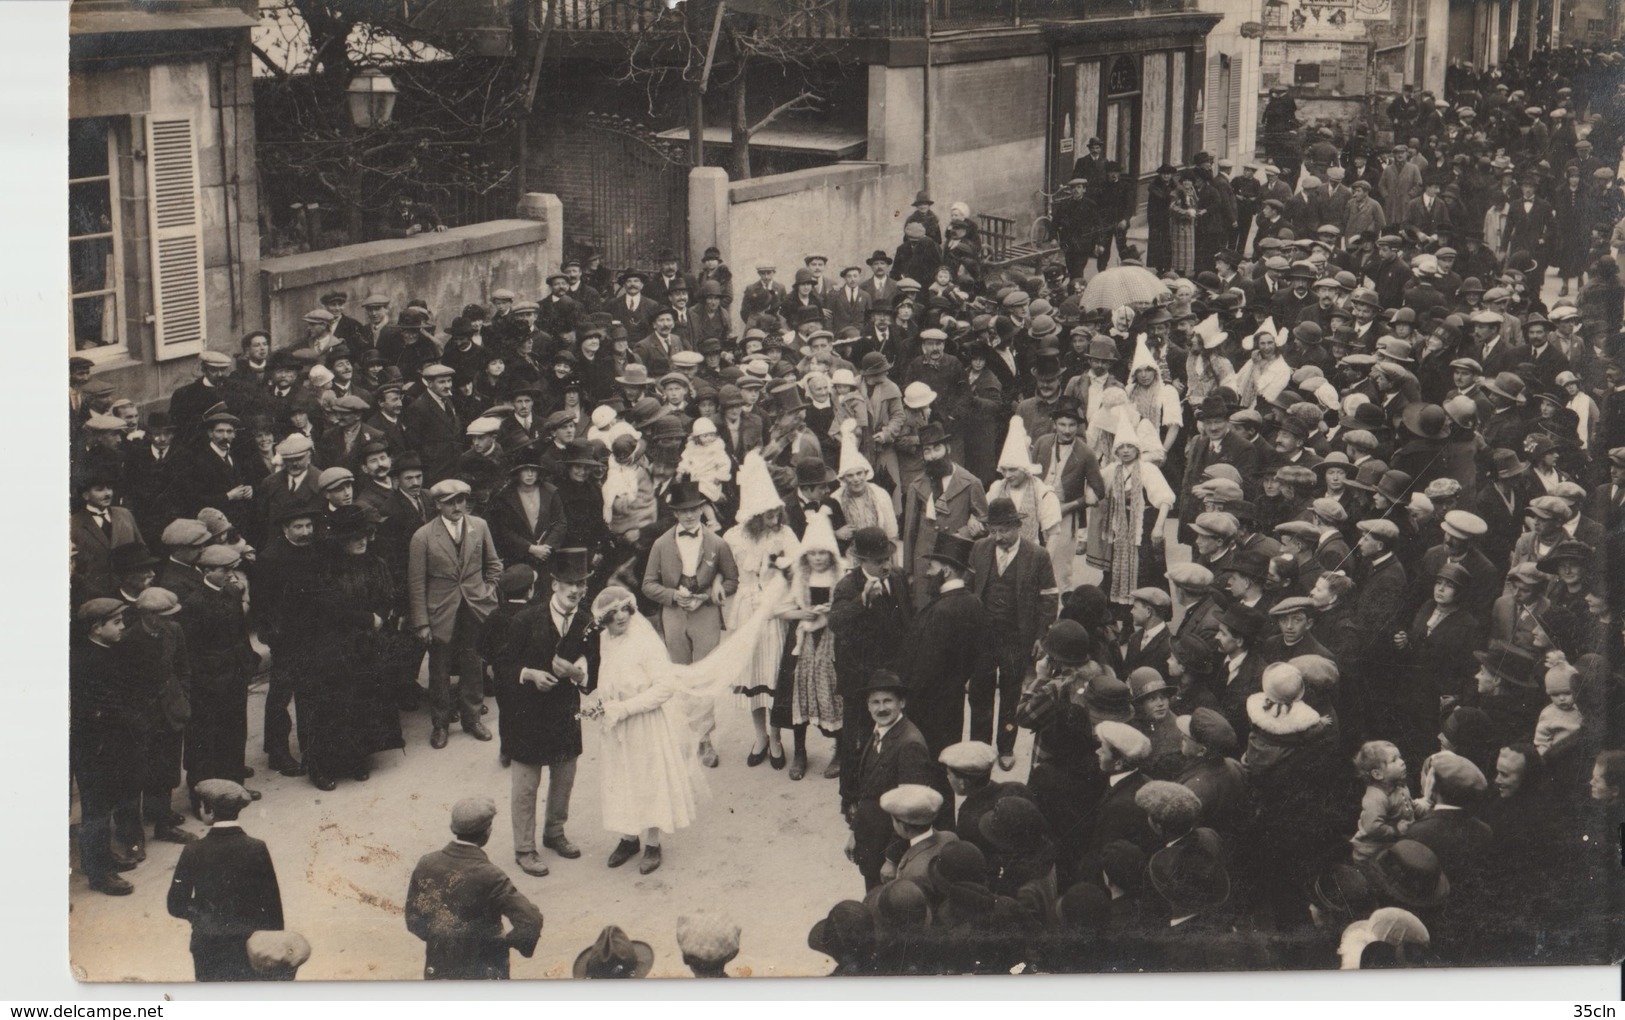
493, 599, 599, 766
406, 841, 543, 980
968, 537, 1058, 656
485, 482, 569, 570
166, 826, 284, 952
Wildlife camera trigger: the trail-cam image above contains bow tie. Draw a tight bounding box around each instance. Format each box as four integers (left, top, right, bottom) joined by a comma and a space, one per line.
679, 530, 700, 539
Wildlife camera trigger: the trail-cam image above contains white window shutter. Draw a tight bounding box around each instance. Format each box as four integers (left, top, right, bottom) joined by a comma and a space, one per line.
1227, 66, 1243, 160
1205, 54, 1223, 155
147, 116, 206, 362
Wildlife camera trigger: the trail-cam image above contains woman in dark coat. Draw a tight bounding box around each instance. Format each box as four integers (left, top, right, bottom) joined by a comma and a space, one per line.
1550, 166, 1590, 296
297, 507, 406, 789
1145, 165, 1177, 274
959, 341, 1005, 484
1392, 562, 1486, 763
576, 331, 619, 405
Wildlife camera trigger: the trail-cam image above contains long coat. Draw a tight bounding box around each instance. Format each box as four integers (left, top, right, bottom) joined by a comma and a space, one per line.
494, 600, 599, 766
69, 506, 145, 597
485, 482, 569, 571
406, 841, 543, 980
167, 826, 284, 980
903, 585, 998, 755
406, 515, 503, 642
902, 465, 987, 601
829, 567, 912, 701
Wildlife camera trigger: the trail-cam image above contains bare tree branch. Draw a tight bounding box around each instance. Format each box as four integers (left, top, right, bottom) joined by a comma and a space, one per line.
746, 90, 820, 137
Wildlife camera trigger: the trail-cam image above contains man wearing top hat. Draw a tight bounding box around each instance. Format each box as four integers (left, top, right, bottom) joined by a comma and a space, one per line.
903, 531, 997, 812
642, 479, 740, 768
409, 478, 503, 749
406, 797, 543, 979
493, 548, 597, 876
167, 779, 284, 980
968, 497, 1058, 771
843, 670, 936, 890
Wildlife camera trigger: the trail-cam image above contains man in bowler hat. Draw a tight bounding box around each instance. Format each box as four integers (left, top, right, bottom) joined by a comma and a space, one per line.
642, 479, 740, 768
843, 671, 936, 891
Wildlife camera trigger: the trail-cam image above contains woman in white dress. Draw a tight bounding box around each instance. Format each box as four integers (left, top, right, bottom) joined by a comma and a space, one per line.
722, 452, 797, 768
1095, 416, 1175, 618
582, 585, 710, 876
1232, 328, 1292, 410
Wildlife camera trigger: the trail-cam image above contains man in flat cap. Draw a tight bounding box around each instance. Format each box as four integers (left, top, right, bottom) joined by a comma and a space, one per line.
875, 783, 958, 888
182, 410, 255, 516
177, 545, 260, 800
71, 598, 140, 895
406, 797, 543, 980
316, 393, 387, 473
167, 780, 284, 980
124, 586, 199, 848
409, 479, 502, 749
246, 931, 311, 981
402, 362, 463, 484
167, 351, 240, 448
677, 912, 741, 978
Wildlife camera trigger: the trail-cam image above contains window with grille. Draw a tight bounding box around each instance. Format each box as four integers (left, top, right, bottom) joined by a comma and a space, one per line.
69, 117, 125, 360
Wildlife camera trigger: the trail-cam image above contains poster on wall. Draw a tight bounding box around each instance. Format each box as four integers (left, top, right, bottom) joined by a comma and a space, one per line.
1264, 0, 1365, 36
1353, 0, 1393, 19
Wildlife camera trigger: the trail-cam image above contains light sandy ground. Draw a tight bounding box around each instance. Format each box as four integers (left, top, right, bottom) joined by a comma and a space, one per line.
69, 645, 1040, 983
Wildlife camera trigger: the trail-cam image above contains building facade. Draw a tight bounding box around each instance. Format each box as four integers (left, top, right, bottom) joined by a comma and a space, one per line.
69, 0, 262, 407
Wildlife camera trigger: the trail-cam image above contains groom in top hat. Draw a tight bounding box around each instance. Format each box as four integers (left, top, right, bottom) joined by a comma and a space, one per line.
642, 479, 740, 768
496, 548, 598, 877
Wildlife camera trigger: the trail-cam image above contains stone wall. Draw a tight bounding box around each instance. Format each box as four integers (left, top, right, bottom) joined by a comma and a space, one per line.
259, 206, 560, 345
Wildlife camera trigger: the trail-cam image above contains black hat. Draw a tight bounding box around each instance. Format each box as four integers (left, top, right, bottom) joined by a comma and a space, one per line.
325, 504, 377, 541
551, 547, 593, 584
856, 669, 911, 697
985, 497, 1026, 528
110, 543, 160, 575
850, 526, 894, 561
1051, 396, 1083, 423
923, 531, 975, 573
917, 421, 952, 447
1217, 604, 1267, 643
794, 457, 837, 488
389, 451, 423, 475
867, 249, 893, 265
665, 479, 710, 511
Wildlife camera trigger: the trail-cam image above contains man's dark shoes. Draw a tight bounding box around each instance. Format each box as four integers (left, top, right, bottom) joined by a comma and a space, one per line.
607, 838, 641, 868
311, 774, 337, 792
89, 875, 134, 896
243, 787, 262, 801
464, 721, 493, 741
153, 825, 198, 844
543, 835, 581, 859
430, 726, 449, 749
273, 758, 308, 778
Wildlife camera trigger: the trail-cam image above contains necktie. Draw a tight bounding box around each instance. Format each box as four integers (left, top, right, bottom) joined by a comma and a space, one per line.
290, 476, 299, 492
222, 450, 234, 469
872, 730, 883, 755
94, 512, 111, 539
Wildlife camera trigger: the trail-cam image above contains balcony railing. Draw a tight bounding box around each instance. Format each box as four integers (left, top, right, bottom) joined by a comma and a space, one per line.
546, 0, 1186, 40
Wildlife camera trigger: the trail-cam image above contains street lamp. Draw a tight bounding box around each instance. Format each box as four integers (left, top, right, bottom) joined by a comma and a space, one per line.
346, 69, 398, 130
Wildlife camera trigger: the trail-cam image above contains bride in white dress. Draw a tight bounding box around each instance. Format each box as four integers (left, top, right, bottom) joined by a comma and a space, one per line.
581, 580, 784, 876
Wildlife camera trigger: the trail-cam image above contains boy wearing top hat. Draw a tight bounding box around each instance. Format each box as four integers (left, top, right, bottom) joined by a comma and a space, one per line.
642, 480, 740, 768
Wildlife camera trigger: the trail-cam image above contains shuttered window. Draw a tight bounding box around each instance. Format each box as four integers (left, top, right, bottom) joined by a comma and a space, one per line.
69, 118, 125, 361
1140, 52, 1168, 175
1169, 50, 1187, 166
1227, 58, 1243, 162
147, 116, 206, 362
1204, 53, 1223, 156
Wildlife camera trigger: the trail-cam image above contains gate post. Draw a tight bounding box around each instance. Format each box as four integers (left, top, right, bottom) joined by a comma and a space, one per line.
518, 192, 565, 275
688, 167, 730, 271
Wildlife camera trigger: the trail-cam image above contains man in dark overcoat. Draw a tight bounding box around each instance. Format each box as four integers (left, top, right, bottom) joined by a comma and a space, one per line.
843, 672, 936, 891
968, 498, 1058, 770
494, 549, 598, 877
406, 797, 543, 980
902, 532, 997, 815
166, 780, 284, 981
829, 527, 913, 802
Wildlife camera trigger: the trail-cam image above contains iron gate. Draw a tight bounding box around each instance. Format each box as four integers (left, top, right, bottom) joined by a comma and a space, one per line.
581, 115, 690, 271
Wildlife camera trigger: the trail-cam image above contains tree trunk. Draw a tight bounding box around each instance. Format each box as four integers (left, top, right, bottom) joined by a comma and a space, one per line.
730, 72, 752, 181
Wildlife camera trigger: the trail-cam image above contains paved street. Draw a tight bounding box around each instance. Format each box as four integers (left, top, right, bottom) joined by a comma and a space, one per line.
69, 666, 1037, 982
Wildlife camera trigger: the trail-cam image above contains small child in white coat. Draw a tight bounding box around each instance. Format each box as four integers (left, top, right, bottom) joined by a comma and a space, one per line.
1534, 664, 1584, 757
1350, 740, 1421, 863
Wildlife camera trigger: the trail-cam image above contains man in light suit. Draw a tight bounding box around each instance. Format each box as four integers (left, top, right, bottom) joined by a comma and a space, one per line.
167, 780, 284, 981
901, 422, 987, 607
642, 480, 739, 768
409, 478, 503, 750
968, 498, 1059, 770
1031, 397, 1104, 594
71, 470, 146, 597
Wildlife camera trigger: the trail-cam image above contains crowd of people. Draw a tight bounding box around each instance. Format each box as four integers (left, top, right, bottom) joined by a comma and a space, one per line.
69, 43, 1625, 981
